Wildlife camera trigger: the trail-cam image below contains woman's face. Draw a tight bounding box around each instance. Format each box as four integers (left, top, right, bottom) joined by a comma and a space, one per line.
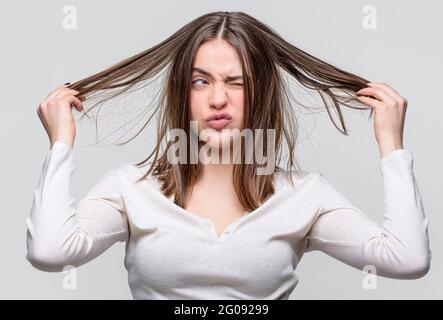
189, 38, 244, 151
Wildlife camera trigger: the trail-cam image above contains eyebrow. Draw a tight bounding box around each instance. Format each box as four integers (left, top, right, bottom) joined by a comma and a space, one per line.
192, 67, 243, 82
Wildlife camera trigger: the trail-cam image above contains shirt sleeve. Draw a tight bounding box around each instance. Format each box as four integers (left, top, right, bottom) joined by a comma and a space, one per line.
25, 140, 129, 272
304, 149, 432, 279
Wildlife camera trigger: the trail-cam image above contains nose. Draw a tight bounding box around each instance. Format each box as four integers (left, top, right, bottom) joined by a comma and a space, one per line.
209, 83, 228, 109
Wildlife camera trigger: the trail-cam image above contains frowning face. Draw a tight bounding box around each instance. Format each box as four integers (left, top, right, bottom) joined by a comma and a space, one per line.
189, 38, 245, 151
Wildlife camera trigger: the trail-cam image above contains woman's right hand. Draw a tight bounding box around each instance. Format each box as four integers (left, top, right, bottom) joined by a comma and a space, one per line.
36, 83, 84, 150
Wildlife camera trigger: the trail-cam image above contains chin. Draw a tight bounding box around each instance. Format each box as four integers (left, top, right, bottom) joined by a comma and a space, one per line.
203, 132, 232, 148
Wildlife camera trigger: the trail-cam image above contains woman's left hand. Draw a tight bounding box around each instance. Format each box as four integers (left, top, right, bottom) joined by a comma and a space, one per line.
355, 82, 407, 158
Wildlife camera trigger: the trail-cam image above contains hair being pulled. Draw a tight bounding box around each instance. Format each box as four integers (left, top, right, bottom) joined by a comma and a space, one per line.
68, 11, 372, 211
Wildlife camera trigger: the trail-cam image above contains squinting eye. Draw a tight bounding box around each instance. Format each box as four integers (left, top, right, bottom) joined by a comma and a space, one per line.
192, 79, 208, 86
229, 82, 243, 87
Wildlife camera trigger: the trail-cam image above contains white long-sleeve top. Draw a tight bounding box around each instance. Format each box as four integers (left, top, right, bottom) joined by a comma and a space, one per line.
25, 140, 432, 299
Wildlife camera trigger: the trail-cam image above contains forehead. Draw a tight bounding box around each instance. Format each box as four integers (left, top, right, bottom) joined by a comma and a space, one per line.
193, 39, 243, 75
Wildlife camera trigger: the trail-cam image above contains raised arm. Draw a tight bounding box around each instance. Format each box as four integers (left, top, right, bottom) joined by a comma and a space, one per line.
25, 140, 129, 272
304, 149, 432, 279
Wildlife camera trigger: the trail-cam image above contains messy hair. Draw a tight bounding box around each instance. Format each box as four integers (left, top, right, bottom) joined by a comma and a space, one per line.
68, 11, 371, 211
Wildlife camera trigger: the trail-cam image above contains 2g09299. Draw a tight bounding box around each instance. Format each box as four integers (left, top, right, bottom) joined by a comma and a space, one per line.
218, 304, 269, 315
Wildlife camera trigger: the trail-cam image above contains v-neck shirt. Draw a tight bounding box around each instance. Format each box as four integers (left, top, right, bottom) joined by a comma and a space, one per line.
25, 140, 432, 299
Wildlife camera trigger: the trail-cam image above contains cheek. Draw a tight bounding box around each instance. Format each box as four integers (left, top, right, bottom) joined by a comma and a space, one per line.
231, 90, 245, 121
189, 92, 203, 120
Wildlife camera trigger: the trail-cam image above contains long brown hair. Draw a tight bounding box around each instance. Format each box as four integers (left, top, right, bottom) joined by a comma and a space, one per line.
68, 11, 372, 212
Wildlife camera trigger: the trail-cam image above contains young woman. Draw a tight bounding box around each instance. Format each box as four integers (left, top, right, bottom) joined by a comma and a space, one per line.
27, 11, 431, 299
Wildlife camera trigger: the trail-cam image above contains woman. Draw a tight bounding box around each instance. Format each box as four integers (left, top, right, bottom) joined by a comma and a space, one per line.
26, 11, 431, 299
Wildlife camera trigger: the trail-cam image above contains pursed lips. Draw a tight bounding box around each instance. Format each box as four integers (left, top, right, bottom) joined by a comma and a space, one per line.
205, 113, 232, 130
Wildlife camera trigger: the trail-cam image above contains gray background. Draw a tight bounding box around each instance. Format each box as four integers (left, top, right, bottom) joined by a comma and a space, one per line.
0, 0, 441, 299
